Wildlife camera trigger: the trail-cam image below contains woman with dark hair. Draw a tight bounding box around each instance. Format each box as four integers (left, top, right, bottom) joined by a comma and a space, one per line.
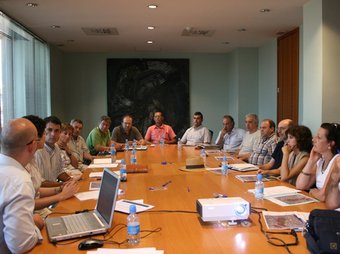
258, 125, 313, 185
279, 125, 313, 185
296, 123, 340, 201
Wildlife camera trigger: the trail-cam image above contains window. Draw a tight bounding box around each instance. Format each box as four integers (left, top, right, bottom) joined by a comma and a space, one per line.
0, 11, 50, 128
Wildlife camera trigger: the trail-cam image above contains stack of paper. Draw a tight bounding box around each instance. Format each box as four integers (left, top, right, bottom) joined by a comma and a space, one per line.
230, 163, 259, 172
88, 247, 163, 254
262, 211, 309, 230
115, 199, 154, 213
248, 186, 300, 198
88, 158, 118, 169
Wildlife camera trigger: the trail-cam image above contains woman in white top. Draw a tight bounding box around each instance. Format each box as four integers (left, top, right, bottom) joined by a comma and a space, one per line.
296, 123, 340, 201
325, 155, 340, 209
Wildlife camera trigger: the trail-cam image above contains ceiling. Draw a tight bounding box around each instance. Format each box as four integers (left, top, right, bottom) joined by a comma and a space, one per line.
0, 0, 309, 53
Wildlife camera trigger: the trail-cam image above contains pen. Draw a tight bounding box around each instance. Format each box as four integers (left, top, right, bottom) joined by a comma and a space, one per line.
122, 200, 149, 208
162, 180, 172, 188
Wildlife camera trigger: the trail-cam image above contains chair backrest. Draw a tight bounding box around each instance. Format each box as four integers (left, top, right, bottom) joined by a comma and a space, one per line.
209, 129, 213, 143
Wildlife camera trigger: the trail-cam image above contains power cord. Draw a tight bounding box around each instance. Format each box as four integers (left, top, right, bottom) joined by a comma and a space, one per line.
251, 208, 298, 254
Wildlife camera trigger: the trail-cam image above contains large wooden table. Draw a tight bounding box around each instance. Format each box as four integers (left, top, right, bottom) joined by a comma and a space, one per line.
30, 145, 324, 254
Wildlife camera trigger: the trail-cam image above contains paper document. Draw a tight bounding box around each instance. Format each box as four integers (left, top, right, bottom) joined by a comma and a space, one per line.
230, 163, 259, 172
88, 247, 164, 254
88, 163, 118, 169
235, 174, 277, 182
266, 193, 318, 206
115, 199, 154, 213
89, 172, 103, 178
75, 190, 99, 201
248, 186, 300, 198
93, 158, 111, 164
262, 211, 309, 230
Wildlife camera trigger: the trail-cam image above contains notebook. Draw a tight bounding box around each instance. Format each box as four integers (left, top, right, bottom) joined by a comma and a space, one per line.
45, 168, 120, 242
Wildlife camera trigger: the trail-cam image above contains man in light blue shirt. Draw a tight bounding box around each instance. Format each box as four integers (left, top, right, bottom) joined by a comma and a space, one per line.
0, 118, 43, 253
215, 115, 245, 152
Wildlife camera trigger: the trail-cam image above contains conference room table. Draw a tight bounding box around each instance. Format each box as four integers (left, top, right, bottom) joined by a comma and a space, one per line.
30, 145, 325, 254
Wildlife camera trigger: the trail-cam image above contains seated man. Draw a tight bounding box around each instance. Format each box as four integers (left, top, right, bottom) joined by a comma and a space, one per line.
237, 113, 261, 161
145, 111, 177, 144
111, 115, 145, 147
86, 115, 112, 155
0, 118, 43, 253
69, 118, 94, 167
215, 115, 245, 152
249, 119, 277, 166
181, 112, 211, 145
258, 119, 293, 171
35, 116, 72, 182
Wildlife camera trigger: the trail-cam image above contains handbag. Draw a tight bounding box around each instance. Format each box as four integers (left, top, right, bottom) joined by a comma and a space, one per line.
304, 209, 340, 254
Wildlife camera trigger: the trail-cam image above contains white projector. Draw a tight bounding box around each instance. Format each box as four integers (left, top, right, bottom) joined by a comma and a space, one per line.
196, 197, 250, 222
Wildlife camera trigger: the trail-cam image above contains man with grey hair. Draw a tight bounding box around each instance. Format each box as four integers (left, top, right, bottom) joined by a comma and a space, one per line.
0, 118, 43, 253
237, 113, 261, 161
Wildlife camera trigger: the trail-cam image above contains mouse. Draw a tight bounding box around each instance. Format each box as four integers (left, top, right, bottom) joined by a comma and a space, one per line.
78, 239, 104, 250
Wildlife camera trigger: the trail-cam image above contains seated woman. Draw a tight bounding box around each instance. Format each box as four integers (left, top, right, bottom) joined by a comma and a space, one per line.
258, 125, 312, 185
24, 115, 79, 210
296, 123, 340, 201
325, 156, 340, 209
57, 123, 83, 179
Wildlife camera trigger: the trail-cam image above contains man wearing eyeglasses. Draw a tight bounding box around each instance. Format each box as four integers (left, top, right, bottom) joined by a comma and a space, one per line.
0, 118, 43, 253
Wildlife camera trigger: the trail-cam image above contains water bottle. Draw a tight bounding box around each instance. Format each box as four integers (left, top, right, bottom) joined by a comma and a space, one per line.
221, 155, 228, 175
159, 135, 165, 147
110, 143, 116, 163
177, 138, 182, 151
132, 139, 137, 149
255, 174, 264, 200
120, 159, 127, 182
130, 149, 137, 165
127, 205, 140, 245
200, 148, 206, 160
125, 139, 129, 152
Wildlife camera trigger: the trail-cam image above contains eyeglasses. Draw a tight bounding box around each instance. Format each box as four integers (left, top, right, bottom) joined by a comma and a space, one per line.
26, 138, 40, 145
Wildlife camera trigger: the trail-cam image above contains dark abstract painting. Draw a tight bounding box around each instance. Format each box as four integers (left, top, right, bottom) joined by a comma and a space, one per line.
107, 59, 190, 138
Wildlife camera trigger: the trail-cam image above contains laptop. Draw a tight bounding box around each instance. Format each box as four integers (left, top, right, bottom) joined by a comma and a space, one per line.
45, 168, 120, 242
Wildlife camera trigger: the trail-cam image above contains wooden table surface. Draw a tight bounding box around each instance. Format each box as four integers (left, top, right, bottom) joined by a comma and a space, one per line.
30, 145, 324, 254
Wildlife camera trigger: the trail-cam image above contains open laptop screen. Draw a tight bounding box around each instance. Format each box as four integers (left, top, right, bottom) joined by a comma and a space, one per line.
96, 169, 120, 226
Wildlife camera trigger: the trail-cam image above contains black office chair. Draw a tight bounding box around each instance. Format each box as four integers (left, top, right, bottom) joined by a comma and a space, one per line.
209, 129, 213, 143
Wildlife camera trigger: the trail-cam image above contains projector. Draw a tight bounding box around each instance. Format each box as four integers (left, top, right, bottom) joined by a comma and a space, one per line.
196, 197, 250, 222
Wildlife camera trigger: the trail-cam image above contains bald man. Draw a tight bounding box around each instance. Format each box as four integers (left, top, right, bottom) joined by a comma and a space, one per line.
0, 118, 43, 253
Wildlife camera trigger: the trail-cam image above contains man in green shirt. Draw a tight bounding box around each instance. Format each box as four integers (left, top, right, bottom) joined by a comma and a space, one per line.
86, 116, 112, 155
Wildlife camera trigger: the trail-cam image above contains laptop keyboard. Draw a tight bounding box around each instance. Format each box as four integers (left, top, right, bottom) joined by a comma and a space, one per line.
63, 213, 103, 234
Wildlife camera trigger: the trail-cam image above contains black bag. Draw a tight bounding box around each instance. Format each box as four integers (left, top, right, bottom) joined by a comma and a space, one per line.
304, 209, 340, 254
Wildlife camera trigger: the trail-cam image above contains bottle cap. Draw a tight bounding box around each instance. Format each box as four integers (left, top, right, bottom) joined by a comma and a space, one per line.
257, 173, 262, 181
111, 143, 115, 147
121, 159, 125, 164
129, 204, 136, 213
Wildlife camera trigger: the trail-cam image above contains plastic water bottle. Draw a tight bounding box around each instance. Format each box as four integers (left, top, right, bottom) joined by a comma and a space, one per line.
125, 139, 129, 152
132, 139, 137, 149
177, 138, 182, 151
221, 155, 228, 175
255, 174, 264, 200
200, 148, 206, 159
159, 135, 165, 147
127, 205, 140, 245
130, 149, 137, 165
110, 143, 116, 163
120, 159, 127, 182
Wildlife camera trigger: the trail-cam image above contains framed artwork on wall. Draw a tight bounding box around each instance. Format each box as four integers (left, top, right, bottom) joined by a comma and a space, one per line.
107, 58, 190, 137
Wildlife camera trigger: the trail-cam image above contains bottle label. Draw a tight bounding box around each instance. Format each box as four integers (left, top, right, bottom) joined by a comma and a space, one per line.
120, 169, 127, 181
255, 187, 264, 195
128, 224, 140, 235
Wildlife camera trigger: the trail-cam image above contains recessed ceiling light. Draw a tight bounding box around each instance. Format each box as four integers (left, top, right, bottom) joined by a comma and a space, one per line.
26, 3, 38, 7
260, 8, 271, 12
147, 40, 153, 44
147, 26, 155, 30
148, 4, 158, 9
222, 41, 230, 45
237, 28, 247, 32
50, 25, 61, 29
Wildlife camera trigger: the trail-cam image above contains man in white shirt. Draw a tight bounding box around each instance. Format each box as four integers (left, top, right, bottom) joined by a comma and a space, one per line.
237, 113, 261, 161
181, 112, 211, 145
69, 118, 94, 168
0, 118, 43, 253
215, 115, 245, 152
